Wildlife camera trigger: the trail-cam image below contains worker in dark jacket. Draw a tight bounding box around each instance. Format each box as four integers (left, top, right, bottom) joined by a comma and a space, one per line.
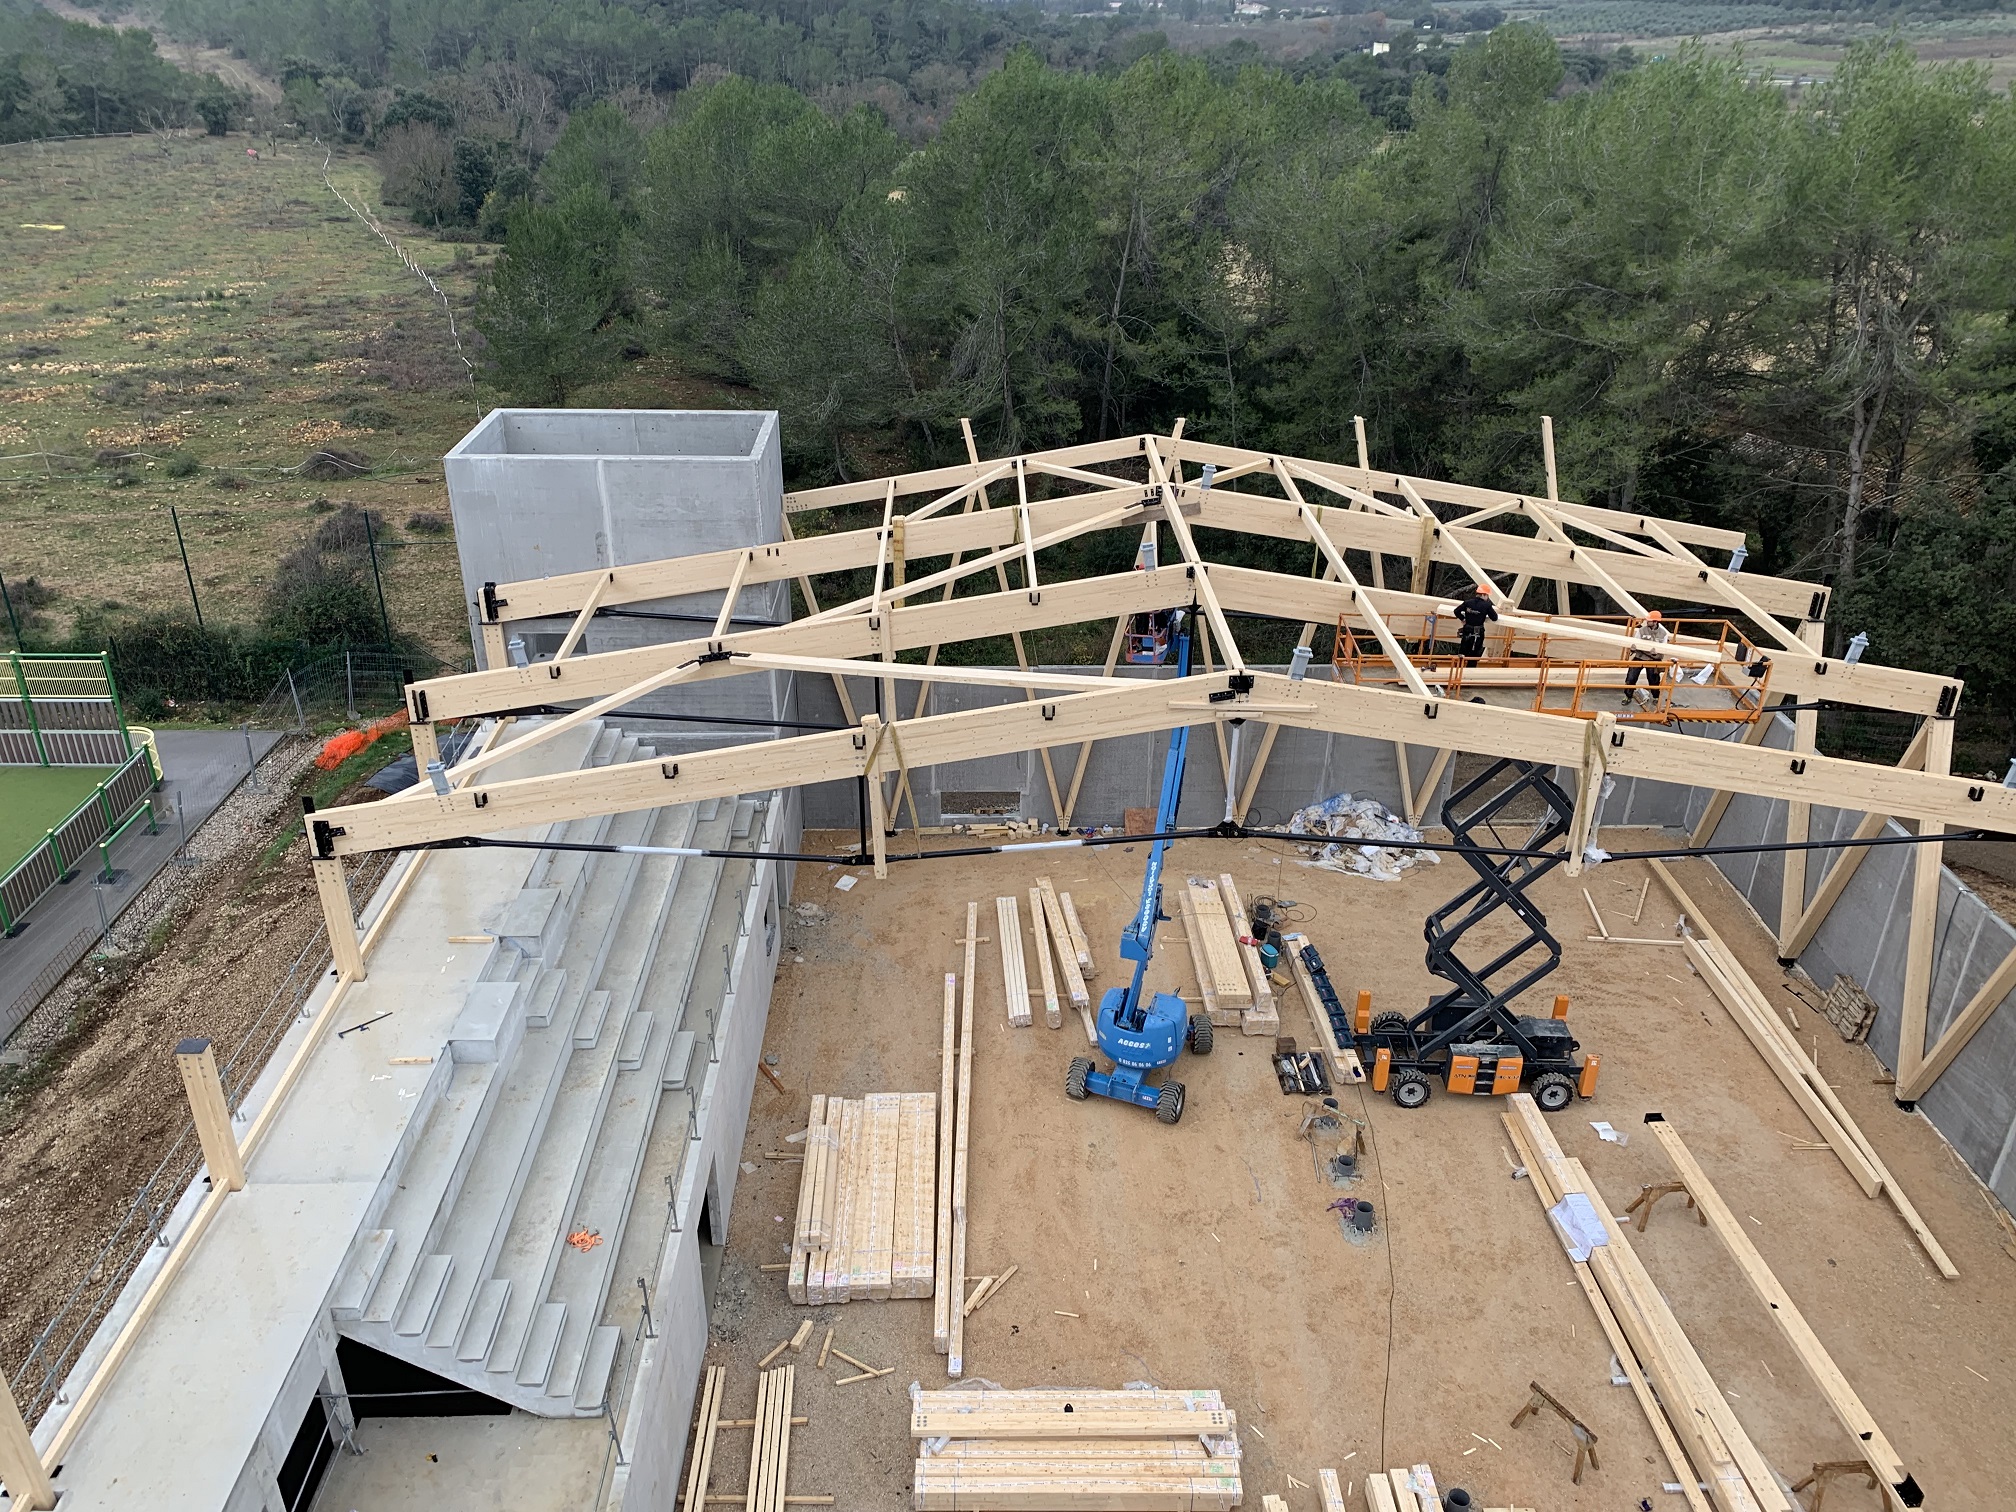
1452, 583, 1498, 662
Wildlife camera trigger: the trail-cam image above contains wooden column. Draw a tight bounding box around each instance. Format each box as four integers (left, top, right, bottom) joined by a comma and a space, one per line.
1776, 624, 1823, 958
478, 619, 507, 669
1897, 716, 1955, 1096
408, 718, 440, 779
0, 1365, 54, 1511
312, 857, 366, 980
175, 1037, 246, 1192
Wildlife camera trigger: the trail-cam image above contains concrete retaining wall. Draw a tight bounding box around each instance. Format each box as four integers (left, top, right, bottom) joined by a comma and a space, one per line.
1667, 717, 2016, 1212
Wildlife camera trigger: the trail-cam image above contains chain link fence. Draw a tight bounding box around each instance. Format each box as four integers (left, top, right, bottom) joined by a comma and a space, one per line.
248, 648, 472, 732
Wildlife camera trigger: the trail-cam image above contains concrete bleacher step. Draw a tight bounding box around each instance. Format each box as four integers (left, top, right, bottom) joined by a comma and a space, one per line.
516, 1303, 567, 1389
411, 810, 657, 1356
329, 1230, 393, 1322
541, 808, 740, 1403
575, 1326, 622, 1413
479, 802, 699, 1384
395, 1254, 454, 1337
573, 991, 613, 1049
524, 969, 567, 1028
457, 1279, 512, 1363
615, 1011, 652, 1071
358, 1059, 502, 1326
663, 1030, 696, 1091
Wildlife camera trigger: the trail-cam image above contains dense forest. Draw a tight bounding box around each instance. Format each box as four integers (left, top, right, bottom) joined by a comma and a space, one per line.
0, 0, 235, 139
457, 34, 2016, 739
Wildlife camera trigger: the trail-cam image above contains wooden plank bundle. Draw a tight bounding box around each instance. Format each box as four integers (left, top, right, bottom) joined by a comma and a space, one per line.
1648, 861, 1955, 1277
1644, 1113, 1919, 1509
745, 1365, 797, 1512
1036, 880, 1094, 1039
1058, 890, 1096, 979
1181, 877, 1250, 1010
1505, 1094, 1786, 1512
1027, 887, 1063, 1029
788, 1091, 937, 1304
1216, 873, 1279, 1037
911, 1388, 1242, 1511
998, 896, 1033, 1028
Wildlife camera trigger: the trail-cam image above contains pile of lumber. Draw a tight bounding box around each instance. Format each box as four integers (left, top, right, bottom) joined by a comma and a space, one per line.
1503, 1093, 1783, 1512
1353, 1463, 1526, 1512
682, 1364, 822, 1512
1648, 860, 1954, 1278
1178, 874, 1279, 1037
1033, 878, 1095, 1040
788, 1091, 937, 1304
911, 1388, 1243, 1511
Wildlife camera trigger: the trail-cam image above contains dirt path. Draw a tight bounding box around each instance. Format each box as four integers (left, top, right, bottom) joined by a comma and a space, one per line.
34, 0, 283, 102
703, 833, 2016, 1510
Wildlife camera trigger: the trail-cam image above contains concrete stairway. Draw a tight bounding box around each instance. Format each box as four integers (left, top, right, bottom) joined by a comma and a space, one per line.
331, 728, 752, 1418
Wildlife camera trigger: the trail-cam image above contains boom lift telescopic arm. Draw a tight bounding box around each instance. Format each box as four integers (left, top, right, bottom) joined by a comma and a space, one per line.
1114, 619, 1193, 1031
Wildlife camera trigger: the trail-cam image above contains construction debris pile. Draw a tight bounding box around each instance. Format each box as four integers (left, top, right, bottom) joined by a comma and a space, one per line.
911, 1387, 1243, 1510
1286, 794, 1440, 882
788, 1092, 938, 1304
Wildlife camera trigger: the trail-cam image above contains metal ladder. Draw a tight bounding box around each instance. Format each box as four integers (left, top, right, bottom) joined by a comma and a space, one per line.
1417, 758, 1574, 1032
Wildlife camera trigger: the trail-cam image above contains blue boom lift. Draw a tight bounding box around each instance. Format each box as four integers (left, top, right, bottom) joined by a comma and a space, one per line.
1064, 613, 1214, 1125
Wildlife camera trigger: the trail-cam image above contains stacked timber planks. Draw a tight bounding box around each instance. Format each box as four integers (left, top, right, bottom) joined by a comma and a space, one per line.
998, 896, 1033, 1028
788, 1091, 937, 1304
1026, 887, 1063, 1029
1035, 878, 1094, 1041
1216, 873, 1279, 1037
911, 1388, 1243, 1511
745, 1364, 798, 1512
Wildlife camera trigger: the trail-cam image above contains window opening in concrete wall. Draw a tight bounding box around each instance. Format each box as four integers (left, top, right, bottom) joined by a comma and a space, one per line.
940, 791, 1021, 817
697, 1188, 723, 1319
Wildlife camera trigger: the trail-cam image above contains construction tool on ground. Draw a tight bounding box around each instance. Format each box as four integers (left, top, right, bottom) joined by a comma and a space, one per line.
1350, 758, 1598, 1109
1064, 611, 1214, 1125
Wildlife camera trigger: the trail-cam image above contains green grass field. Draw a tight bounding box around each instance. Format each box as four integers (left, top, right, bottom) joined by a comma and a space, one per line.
0, 765, 117, 867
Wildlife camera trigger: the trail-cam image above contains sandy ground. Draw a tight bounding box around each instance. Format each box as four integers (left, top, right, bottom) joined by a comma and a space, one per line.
694, 830, 2016, 1512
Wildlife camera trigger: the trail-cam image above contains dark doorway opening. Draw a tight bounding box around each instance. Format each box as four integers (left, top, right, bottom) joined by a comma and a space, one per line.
276, 1394, 335, 1512
335, 1336, 513, 1419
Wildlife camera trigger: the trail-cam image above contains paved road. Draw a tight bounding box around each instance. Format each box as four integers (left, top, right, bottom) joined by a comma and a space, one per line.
0, 729, 283, 1048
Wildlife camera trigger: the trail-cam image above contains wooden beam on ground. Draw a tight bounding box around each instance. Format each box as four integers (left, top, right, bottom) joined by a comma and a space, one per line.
1650, 861, 1956, 1278
948, 913, 977, 1377
1500, 1110, 1710, 1512
933, 972, 956, 1350
1898, 939, 2016, 1102
1643, 1115, 1919, 1508
684, 1365, 727, 1512
1028, 888, 1063, 1028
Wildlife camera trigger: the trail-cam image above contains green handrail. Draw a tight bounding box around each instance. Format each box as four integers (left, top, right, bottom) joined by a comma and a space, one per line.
97, 801, 159, 882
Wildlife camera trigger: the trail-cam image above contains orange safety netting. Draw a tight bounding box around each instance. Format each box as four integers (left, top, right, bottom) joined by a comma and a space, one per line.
314, 708, 411, 771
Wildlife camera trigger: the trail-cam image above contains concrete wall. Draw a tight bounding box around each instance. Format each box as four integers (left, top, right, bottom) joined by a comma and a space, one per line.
612, 785, 798, 1512
790, 667, 1456, 831
1665, 717, 2016, 1212
443, 409, 787, 672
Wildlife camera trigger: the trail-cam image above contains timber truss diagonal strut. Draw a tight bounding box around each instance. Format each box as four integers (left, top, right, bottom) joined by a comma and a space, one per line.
324, 424, 1993, 1104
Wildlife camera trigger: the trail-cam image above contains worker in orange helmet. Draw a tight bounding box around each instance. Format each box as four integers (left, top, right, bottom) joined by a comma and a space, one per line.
1624, 609, 1672, 706
1451, 582, 1498, 663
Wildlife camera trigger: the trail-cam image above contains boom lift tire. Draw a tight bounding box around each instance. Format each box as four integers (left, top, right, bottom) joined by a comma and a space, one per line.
1391, 1068, 1432, 1108
1156, 1083, 1186, 1124
1187, 1014, 1214, 1055
1532, 1071, 1576, 1112
1370, 1011, 1410, 1035
1065, 1058, 1092, 1101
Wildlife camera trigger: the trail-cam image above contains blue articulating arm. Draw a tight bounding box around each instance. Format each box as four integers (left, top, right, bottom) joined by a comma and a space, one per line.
1064, 615, 1213, 1125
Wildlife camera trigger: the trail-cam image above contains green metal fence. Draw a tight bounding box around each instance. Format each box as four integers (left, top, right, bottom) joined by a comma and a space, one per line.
0, 651, 135, 766
0, 743, 159, 935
